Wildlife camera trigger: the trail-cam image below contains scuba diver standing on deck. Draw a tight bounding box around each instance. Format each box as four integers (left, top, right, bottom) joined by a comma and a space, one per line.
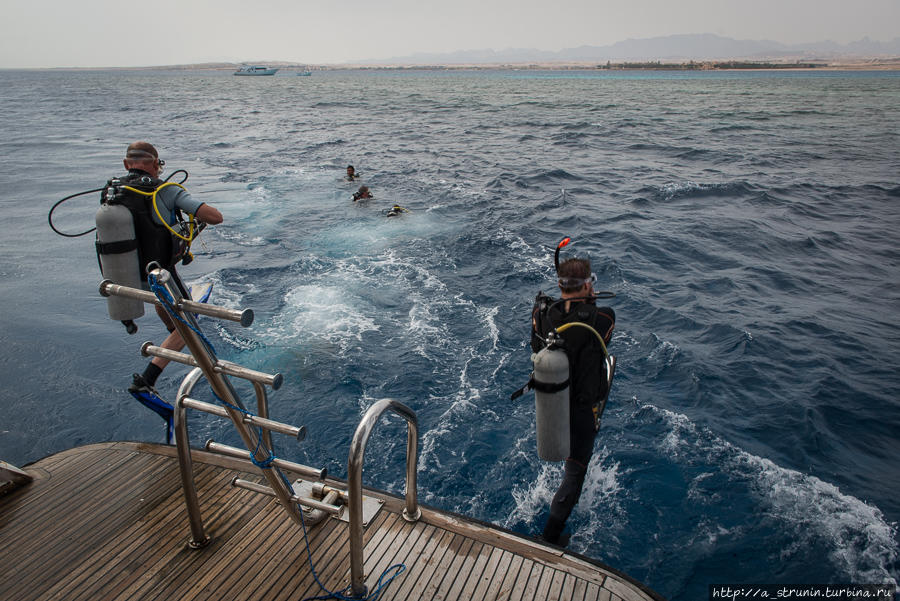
526, 239, 616, 546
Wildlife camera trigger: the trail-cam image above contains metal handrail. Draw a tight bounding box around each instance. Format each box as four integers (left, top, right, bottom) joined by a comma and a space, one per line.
141, 343, 283, 390
347, 398, 420, 598
204, 441, 323, 480
100, 279, 254, 326
104, 268, 304, 546
105, 270, 421, 595
173, 368, 210, 547
151, 269, 304, 532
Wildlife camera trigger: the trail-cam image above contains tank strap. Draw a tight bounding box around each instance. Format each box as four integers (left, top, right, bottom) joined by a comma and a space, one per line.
95, 239, 139, 255
532, 377, 569, 394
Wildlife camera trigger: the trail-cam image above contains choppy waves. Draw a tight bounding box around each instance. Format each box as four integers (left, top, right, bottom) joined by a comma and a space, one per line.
2, 69, 899, 600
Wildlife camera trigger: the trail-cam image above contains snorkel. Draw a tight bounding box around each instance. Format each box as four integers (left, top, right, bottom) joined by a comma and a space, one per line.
554, 237, 571, 274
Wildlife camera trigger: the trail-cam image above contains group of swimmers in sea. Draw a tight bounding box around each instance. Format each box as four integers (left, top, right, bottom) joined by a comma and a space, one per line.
344, 164, 408, 218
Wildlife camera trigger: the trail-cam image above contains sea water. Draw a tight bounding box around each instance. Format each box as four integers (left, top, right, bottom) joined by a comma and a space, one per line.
0, 68, 898, 600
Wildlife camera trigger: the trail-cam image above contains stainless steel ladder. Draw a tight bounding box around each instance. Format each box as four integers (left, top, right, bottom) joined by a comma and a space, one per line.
101, 267, 420, 597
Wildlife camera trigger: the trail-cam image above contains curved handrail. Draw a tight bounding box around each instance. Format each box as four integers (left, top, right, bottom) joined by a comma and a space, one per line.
347, 399, 419, 597
174, 367, 210, 548
174, 367, 286, 547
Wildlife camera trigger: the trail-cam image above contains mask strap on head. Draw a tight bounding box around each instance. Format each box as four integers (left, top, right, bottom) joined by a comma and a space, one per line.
558, 273, 595, 288
551, 235, 616, 300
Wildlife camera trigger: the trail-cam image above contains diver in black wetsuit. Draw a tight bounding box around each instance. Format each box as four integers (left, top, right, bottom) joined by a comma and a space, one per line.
385, 205, 408, 217
530, 257, 615, 545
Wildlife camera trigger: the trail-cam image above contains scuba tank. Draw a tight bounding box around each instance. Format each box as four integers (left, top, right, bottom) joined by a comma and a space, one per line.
95, 180, 144, 329
531, 330, 571, 462
50, 168, 195, 335
94, 171, 196, 333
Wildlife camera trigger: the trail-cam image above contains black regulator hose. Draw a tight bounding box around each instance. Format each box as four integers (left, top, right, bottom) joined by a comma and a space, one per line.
164, 169, 189, 185
48, 169, 189, 238
48, 187, 104, 237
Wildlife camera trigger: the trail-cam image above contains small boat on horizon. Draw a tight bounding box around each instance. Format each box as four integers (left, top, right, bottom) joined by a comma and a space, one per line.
234, 65, 279, 76
297, 71, 312, 76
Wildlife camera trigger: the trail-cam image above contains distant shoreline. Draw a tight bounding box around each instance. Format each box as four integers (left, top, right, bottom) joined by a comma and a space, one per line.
6, 58, 900, 72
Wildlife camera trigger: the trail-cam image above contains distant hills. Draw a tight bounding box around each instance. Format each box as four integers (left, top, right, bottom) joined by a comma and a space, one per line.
357, 34, 900, 65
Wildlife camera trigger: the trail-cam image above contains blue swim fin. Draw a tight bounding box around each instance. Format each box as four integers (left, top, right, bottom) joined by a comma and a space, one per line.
128, 283, 211, 444
130, 390, 174, 444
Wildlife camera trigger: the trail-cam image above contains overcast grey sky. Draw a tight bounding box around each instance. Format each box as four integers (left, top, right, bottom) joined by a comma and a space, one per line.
2, 0, 897, 68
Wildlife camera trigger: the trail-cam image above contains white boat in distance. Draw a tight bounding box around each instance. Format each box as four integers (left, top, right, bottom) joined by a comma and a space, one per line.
234, 65, 279, 76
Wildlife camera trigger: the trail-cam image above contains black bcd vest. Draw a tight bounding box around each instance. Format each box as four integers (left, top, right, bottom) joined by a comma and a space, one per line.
100, 171, 187, 274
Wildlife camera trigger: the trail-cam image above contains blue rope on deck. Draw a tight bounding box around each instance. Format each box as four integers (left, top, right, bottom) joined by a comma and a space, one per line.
281, 465, 406, 601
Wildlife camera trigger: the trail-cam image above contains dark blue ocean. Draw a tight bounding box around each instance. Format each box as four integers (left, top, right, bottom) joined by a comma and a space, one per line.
1, 68, 899, 600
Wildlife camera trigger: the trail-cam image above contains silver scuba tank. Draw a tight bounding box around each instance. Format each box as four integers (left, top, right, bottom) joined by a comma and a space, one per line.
532, 343, 570, 462
95, 201, 144, 322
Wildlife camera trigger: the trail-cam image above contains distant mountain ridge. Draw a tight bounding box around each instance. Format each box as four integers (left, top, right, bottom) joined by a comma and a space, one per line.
359, 33, 900, 65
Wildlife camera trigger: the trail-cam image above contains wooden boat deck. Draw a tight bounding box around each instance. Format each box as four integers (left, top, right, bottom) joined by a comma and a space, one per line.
0, 442, 661, 601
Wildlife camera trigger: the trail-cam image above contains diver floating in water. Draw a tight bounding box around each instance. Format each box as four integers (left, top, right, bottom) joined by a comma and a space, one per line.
385, 204, 409, 217
351, 185, 373, 202
515, 237, 616, 546
346, 165, 360, 181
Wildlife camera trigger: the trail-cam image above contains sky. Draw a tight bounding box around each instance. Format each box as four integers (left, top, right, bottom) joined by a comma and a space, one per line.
1, 0, 898, 68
